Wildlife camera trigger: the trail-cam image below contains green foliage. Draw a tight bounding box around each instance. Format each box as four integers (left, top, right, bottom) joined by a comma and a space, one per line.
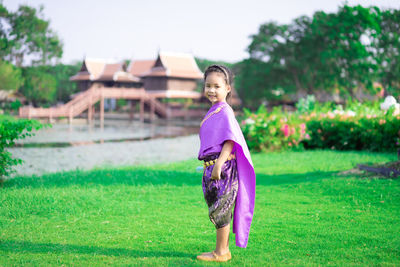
238, 4, 400, 106
0, 4, 63, 66
302, 113, 400, 152
295, 95, 316, 114
195, 57, 234, 73
0, 99, 22, 115
47, 63, 80, 103
376, 8, 400, 96
0, 116, 44, 179
0, 60, 23, 90
234, 58, 289, 107
20, 66, 57, 106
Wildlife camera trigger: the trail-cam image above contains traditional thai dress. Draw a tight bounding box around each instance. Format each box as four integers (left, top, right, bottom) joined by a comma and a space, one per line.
198, 101, 256, 248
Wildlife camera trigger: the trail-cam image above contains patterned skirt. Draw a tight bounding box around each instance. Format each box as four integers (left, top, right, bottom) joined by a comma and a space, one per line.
202, 153, 239, 229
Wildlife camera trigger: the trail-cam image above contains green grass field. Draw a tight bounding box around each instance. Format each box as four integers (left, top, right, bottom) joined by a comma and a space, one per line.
1, 150, 399, 266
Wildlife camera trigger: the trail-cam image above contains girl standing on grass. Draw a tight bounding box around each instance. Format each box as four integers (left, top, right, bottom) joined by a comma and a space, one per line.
197, 65, 256, 262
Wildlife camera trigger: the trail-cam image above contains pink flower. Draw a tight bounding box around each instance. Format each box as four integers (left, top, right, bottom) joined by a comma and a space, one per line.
288, 142, 292, 147
290, 126, 296, 135
281, 124, 290, 137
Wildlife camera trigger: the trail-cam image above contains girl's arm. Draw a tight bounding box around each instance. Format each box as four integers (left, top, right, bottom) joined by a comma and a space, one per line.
211, 140, 234, 180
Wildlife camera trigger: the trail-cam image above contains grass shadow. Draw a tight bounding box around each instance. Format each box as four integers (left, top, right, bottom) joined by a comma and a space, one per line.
255, 171, 339, 186
0, 239, 192, 259
3, 166, 341, 189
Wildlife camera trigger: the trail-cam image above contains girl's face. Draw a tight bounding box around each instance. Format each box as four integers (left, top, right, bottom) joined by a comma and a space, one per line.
204, 72, 231, 105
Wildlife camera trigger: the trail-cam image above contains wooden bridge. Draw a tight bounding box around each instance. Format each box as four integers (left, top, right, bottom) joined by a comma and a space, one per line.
19, 85, 204, 126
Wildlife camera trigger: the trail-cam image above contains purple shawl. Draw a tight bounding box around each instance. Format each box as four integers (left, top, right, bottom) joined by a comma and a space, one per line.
198, 101, 256, 248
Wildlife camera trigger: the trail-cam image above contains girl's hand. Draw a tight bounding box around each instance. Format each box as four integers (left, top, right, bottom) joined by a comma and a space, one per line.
210, 140, 234, 180
211, 163, 222, 180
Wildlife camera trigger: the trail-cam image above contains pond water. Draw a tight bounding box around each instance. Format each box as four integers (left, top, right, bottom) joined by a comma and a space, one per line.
16, 117, 200, 147
8, 117, 202, 177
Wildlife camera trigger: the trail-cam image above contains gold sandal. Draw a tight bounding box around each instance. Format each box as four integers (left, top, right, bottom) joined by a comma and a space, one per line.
197, 250, 232, 262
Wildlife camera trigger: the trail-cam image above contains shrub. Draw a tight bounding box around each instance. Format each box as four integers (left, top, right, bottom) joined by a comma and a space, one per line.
0, 116, 44, 180
240, 99, 400, 153
302, 113, 400, 152
241, 105, 308, 152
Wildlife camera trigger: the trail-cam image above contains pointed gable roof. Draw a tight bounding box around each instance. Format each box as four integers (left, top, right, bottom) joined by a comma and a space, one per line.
70, 58, 140, 82
127, 59, 156, 77
143, 51, 203, 79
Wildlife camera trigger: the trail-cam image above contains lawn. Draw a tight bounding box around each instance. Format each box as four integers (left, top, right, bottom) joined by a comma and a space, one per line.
1, 150, 399, 266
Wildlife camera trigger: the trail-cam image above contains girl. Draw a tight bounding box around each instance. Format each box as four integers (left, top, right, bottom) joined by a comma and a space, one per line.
197, 65, 256, 262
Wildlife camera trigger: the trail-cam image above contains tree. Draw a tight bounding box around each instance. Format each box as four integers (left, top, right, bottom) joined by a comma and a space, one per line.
195, 57, 234, 73
0, 4, 11, 59
310, 5, 382, 98
0, 60, 23, 91
20, 67, 57, 106
237, 4, 399, 106
376, 8, 400, 97
48, 63, 81, 102
0, 3, 63, 66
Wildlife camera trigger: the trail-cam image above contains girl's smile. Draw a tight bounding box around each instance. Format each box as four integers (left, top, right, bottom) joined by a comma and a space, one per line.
204, 72, 231, 105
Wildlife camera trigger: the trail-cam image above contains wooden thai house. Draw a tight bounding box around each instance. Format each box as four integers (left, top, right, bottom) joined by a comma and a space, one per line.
128, 52, 203, 94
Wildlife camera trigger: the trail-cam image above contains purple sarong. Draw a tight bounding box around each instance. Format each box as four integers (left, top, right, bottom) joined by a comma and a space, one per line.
198, 101, 256, 248
202, 153, 238, 229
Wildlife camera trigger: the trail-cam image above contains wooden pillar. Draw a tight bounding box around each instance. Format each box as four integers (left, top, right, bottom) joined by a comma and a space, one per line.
91, 104, 95, 122
88, 99, 92, 125
150, 97, 155, 121
100, 94, 104, 129
129, 100, 134, 121
140, 98, 144, 123
49, 108, 53, 123
69, 107, 73, 125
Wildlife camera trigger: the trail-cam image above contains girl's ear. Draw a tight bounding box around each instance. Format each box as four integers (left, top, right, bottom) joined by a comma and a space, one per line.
227, 85, 232, 93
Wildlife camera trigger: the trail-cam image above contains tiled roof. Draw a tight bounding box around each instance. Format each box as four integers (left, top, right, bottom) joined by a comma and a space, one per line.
127, 60, 156, 77
70, 58, 140, 83
143, 52, 203, 79
96, 63, 123, 81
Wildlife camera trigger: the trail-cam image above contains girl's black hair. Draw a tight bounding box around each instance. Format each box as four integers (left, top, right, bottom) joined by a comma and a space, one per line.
203, 65, 234, 98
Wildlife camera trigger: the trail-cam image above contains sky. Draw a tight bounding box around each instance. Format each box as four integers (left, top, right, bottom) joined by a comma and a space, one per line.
2, 0, 400, 65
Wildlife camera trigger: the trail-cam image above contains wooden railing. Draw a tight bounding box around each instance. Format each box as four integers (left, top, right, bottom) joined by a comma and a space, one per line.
18, 85, 201, 120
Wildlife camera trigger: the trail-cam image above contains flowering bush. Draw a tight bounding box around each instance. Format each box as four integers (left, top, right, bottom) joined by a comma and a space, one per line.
240, 97, 400, 152
240, 105, 308, 152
